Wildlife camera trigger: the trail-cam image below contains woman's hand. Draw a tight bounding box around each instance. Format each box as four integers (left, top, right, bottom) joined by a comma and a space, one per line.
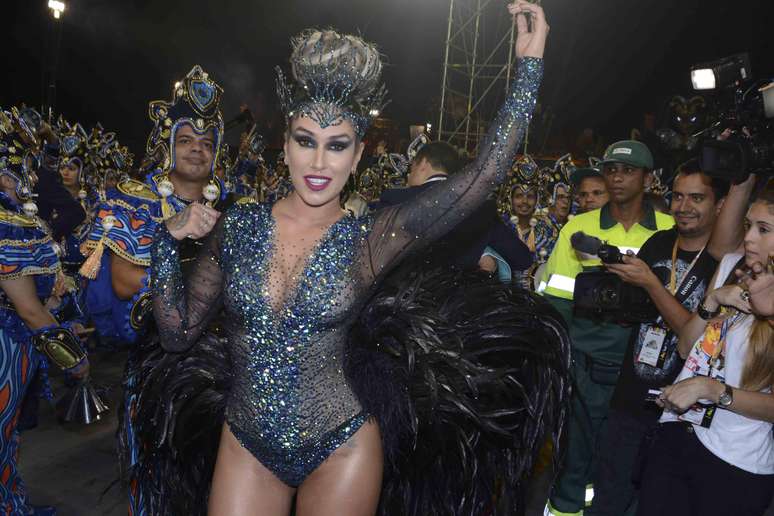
658, 376, 724, 413
508, 1, 549, 59
165, 203, 221, 241
706, 284, 751, 314
736, 258, 774, 318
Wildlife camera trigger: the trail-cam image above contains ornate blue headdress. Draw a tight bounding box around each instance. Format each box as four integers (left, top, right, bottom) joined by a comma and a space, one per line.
276, 29, 388, 138
57, 119, 89, 176
146, 65, 224, 173
541, 153, 575, 207
0, 109, 40, 215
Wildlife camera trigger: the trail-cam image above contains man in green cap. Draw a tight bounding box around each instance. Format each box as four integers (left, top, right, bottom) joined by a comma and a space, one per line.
540, 140, 675, 516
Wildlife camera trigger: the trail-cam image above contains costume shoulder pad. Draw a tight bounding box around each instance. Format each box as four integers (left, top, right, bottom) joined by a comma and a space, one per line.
116, 178, 160, 202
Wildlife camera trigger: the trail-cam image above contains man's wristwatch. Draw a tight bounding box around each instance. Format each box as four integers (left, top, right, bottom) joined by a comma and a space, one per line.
698, 299, 720, 320
718, 384, 734, 408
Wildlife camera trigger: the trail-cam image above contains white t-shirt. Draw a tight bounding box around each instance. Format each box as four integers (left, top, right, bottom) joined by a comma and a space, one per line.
660, 253, 774, 475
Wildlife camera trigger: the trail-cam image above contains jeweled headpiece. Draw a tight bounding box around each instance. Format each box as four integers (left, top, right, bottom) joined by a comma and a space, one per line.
0, 110, 40, 214
146, 65, 224, 173
57, 120, 89, 173
276, 29, 388, 137
510, 154, 541, 194
541, 153, 575, 207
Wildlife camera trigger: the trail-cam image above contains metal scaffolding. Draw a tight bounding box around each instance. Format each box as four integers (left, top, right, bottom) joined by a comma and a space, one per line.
437, 0, 517, 155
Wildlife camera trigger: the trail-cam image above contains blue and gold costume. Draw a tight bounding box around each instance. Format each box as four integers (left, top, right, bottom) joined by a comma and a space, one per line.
78, 64, 239, 515
0, 194, 60, 514
503, 154, 574, 264
0, 108, 94, 513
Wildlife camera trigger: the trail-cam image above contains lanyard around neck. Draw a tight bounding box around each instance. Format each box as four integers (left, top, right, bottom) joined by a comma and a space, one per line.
668, 239, 705, 295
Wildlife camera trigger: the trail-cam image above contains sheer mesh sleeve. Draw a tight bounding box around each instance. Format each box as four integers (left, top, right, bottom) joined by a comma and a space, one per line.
366, 58, 543, 280
150, 219, 225, 352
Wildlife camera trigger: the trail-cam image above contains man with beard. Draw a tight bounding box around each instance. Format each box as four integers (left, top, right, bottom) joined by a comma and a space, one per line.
586, 160, 748, 515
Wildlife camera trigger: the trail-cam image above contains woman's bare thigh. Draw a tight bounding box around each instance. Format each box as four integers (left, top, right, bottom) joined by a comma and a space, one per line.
208, 423, 296, 516
295, 419, 383, 516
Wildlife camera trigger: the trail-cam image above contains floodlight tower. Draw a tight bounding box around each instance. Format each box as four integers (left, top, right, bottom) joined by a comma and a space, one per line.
44, 0, 66, 121
437, 0, 518, 155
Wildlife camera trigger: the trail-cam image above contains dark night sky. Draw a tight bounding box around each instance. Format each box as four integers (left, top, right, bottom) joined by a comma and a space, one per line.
4, 0, 773, 157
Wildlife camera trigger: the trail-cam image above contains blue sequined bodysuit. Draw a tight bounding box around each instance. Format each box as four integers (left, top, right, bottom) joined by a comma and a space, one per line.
150, 58, 543, 487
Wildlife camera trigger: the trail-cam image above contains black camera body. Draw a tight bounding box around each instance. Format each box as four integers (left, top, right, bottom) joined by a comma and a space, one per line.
568, 233, 658, 323
598, 244, 625, 264
573, 270, 658, 324
698, 78, 774, 182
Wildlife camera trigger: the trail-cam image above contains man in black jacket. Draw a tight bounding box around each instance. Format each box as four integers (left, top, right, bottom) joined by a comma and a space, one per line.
376, 141, 533, 275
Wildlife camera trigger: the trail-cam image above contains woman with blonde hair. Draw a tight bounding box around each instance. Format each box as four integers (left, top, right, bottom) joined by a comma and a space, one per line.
638, 179, 774, 516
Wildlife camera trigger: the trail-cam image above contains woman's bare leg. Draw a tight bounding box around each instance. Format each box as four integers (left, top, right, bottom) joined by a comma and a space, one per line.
295, 420, 383, 516
208, 423, 296, 516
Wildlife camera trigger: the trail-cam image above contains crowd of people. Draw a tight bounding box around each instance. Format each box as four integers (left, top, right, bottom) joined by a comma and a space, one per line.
1, 1, 773, 515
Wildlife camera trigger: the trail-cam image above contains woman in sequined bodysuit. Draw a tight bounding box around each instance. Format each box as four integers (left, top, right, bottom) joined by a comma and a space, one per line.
150, 2, 549, 514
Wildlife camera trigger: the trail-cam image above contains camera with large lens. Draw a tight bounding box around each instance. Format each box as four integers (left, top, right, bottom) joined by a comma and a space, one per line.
691, 53, 774, 183
569, 232, 658, 323
574, 270, 658, 324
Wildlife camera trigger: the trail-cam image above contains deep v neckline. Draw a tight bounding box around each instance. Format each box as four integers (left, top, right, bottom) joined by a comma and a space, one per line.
264, 206, 348, 318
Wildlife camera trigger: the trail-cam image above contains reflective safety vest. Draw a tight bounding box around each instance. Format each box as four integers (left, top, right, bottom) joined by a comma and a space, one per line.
538, 203, 674, 300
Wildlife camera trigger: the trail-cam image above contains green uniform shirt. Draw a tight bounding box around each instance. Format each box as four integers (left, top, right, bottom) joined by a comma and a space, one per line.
539, 202, 674, 363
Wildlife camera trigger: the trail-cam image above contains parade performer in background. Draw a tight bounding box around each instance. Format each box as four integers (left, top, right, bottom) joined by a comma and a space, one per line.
503, 154, 541, 253
531, 153, 574, 261
0, 109, 92, 515
78, 65, 239, 514
141, 3, 569, 515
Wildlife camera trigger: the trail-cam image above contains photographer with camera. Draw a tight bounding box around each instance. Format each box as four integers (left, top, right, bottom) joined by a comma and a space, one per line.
586, 159, 735, 516
541, 140, 675, 516
635, 179, 774, 516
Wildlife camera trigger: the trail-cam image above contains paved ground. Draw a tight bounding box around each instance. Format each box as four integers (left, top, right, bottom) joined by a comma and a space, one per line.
19, 350, 127, 516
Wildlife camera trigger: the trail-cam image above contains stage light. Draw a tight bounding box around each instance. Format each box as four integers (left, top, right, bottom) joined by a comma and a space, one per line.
369, 109, 380, 117
48, 0, 66, 19
691, 53, 750, 91
690, 68, 716, 90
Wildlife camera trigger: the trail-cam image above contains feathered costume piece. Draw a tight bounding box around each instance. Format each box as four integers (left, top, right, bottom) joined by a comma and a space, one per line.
123, 335, 231, 514
347, 268, 571, 515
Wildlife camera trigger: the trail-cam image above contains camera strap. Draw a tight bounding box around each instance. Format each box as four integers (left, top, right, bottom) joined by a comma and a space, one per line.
668, 240, 706, 296
650, 240, 706, 332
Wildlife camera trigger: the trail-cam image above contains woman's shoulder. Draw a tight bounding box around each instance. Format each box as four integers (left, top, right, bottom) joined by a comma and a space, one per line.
221, 199, 271, 232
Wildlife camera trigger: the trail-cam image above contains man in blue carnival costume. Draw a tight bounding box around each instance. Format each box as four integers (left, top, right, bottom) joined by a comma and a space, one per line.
0, 108, 95, 515
79, 64, 243, 515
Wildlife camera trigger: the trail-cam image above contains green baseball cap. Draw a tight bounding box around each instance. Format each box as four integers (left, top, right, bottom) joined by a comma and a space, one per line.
600, 140, 654, 170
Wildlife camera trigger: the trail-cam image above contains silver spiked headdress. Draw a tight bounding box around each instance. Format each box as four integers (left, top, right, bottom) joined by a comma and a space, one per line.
276, 29, 388, 138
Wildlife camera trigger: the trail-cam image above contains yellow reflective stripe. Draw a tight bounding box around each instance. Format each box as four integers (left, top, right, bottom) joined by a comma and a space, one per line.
585, 484, 595, 506
537, 280, 548, 294
545, 502, 583, 516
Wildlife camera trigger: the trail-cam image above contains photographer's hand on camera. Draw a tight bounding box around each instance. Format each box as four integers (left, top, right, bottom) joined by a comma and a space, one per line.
606, 253, 661, 290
